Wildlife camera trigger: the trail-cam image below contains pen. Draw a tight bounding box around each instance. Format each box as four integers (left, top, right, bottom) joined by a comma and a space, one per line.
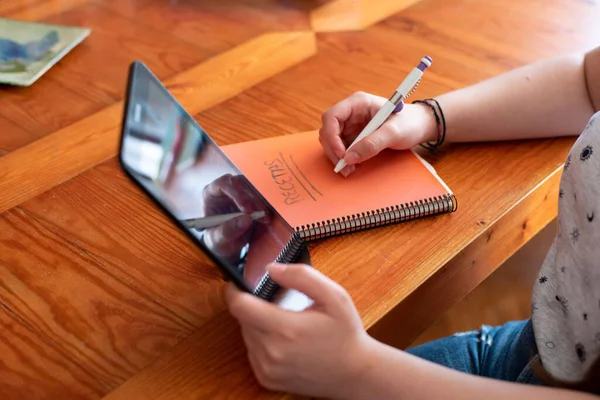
334, 56, 432, 173
182, 211, 266, 230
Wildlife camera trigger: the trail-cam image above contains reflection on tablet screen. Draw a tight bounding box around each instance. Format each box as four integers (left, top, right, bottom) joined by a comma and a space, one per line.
119, 62, 306, 301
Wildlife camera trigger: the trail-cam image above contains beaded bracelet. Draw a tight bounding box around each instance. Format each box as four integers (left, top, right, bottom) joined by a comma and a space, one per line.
412, 98, 446, 152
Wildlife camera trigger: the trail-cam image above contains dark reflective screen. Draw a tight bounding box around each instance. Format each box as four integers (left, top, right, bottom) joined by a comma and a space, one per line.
119, 63, 303, 298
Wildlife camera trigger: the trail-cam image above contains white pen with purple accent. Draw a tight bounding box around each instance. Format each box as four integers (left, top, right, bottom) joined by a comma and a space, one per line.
182, 211, 266, 230
334, 56, 433, 174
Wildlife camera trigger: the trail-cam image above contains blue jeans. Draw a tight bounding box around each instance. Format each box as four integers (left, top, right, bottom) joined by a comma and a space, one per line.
406, 319, 542, 385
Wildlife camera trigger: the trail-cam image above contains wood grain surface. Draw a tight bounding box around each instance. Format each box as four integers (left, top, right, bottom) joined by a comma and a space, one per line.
101, 135, 572, 400
411, 218, 557, 347
0, 31, 316, 215
0, 206, 199, 396
0, 3, 207, 140
103, 0, 594, 397
368, 163, 563, 349
102, 312, 282, 400
0, 116, 36, 155
311, 0, 422, 31
0, 301, 103, 400
0, 0, 88, 20
0, 0, 597, 399
18, 159, 227, 326
99, 0, 313, 53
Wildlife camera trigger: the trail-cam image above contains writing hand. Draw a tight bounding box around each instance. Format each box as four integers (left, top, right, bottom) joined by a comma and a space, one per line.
226, 263, 372, 399
201, 174, 270, 264
319, 91, 437, 177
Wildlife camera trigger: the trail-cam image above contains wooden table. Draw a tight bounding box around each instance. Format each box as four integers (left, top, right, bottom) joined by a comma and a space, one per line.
0, 0, 598, 398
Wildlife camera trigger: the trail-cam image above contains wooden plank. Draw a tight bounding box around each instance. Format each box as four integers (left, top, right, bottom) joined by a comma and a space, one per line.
489, 0, 600, 51
96, 0, 592, 395
97, 0, 313, 53
19, 159, 227, 326
0, 207, 202, 396
310, 0, 422, 31
197, 5, 572, 147
0, 3, 209, 142
197, 0, 598, 172
0, 116, 39, 155
400, 0, 598, 347
0, 103, 120, 214
2, 0, 594, 399
97, 132, 573, 400
315, 139, 572, 329
101, 312, 282, 400
2, 0, 316, 151
0, 302, 103, 400
43, 3, 211, 102
0, 30, 317, 215
368, 166, 562, 349
198, 0, 600, 144
0, 0, 88, 20
412, 219, 556, 347
401, 0, 597, 61
101, 162, 563, 400
0, 78, 101, 142
362, 0, 599, 351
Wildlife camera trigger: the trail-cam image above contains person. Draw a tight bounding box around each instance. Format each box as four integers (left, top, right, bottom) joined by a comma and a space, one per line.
196, 173, 296, 290
199, 173, 271, 268
224, 45, 600, 399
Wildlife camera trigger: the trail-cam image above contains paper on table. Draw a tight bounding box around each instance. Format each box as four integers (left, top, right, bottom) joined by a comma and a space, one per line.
222, 130, 451, 229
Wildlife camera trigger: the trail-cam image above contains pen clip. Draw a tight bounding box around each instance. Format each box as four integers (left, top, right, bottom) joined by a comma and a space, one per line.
403, 78, 421, 100
391, 77, 421, 113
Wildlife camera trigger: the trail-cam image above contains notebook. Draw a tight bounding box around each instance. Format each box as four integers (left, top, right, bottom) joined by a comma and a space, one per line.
0, 18, 90, 86
222, 130, 457, 241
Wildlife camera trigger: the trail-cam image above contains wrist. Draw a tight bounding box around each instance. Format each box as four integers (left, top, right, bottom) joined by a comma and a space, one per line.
414, 102, 438, 144
335, 333, 381, 400
412, 98, 447, 150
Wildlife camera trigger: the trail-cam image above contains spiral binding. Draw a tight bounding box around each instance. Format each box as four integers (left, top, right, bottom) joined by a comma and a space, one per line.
254, 273, 279, 301
295, 193, 458, 241
275, 231, 304, 264
253, 232, 305, 300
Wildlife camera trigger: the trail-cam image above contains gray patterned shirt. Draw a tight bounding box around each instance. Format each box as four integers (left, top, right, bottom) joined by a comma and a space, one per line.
532, 111, 600, 382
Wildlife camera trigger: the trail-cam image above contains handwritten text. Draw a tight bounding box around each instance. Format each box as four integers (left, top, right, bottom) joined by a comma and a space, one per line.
264, 158, 304, 205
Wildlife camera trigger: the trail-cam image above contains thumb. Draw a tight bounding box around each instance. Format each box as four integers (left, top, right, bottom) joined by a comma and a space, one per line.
342, 123, 398, 166
267, 263, 351, 315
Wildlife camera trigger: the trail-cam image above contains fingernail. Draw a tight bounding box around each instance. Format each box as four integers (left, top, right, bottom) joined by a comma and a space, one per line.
341, 169, 350, 178
267, 263, 286, 274
344, 151, 359, 165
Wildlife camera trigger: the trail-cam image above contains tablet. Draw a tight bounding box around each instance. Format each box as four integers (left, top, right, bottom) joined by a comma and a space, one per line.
118, 61, 312, 310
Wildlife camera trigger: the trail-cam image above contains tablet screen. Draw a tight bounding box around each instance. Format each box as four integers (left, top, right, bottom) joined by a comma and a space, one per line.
119, 62, 302, 299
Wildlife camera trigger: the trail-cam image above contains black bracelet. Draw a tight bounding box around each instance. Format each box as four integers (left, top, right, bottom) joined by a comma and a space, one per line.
412, 98, 446, 151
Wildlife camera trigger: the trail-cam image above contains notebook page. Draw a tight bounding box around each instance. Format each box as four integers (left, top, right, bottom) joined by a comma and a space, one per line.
222, 131, 450, 229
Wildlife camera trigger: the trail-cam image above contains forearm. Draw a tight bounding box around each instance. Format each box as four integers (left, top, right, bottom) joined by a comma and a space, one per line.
434, 53, 596, 143
346, 338, 598, 400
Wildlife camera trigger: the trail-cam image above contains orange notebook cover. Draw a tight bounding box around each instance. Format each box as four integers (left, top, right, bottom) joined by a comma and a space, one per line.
222, 131, 457, 240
